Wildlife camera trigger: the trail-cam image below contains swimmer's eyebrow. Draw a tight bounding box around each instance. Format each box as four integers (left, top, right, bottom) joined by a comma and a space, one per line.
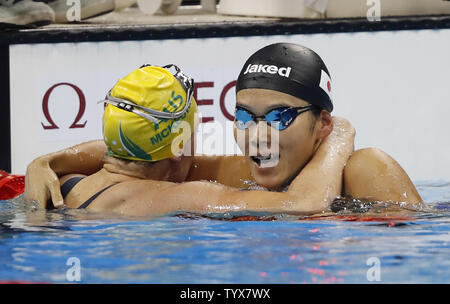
235, 103, 292, 114
235, 103, 253, 112
265, 104, 293, 111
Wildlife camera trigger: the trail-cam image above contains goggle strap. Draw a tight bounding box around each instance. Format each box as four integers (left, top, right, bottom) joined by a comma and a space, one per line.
297, 105, 315, 113
106, 93, 190, 120
123, 63, 194, 118
100, 98, 160, 124
99, 63, 194, 122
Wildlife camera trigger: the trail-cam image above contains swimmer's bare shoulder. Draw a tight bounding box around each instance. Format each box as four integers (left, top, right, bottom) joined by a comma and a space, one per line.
84, 179, 232, 216
343, 147, 423, 207
187, 155, 253, 188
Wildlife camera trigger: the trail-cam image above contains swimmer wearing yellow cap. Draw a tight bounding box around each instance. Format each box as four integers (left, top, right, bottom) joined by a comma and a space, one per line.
102, 64, 198, 163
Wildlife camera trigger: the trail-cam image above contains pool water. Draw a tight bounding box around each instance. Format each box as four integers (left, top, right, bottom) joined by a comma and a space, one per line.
0, 180, 449, 284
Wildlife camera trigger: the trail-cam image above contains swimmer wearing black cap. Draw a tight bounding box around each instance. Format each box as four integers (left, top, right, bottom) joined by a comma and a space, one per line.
234, 43, 335, 191
25, 44, 423, 215
234, 43, 422, 205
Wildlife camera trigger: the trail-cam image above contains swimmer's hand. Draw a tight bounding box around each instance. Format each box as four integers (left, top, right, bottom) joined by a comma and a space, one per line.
284, 116, 355, 212
327, 116, 356, 153
24, 140, 107, 208
25, 155, 64, 209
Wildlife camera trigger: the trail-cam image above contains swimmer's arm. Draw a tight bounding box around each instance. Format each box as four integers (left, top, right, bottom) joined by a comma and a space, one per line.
48, 140, 107, 175
116, 179, 323, 216
25, 140, 107, 208
165, 182, 323, 215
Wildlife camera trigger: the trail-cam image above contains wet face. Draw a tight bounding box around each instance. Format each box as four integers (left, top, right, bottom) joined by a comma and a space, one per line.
234, 89, 325, 190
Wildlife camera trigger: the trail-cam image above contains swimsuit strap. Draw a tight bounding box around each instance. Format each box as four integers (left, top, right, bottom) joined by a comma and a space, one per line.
61, 176, 85, 199
60, 176, 117, 209
77, 183, 117, 209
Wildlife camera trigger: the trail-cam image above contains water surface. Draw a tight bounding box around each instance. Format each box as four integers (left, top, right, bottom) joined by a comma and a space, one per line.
0, 180, 448, 283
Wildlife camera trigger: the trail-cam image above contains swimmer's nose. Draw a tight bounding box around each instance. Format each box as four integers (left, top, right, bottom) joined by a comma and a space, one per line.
249, 121, 272, 155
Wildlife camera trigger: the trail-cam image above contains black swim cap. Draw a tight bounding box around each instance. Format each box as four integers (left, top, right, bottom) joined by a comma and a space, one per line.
236, 43, 333, 112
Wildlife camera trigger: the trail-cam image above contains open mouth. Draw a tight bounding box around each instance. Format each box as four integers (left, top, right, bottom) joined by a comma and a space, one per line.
251, 155, 280, 168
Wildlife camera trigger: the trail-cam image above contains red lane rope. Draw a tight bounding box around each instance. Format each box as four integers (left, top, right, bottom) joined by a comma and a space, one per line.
0, 280, 49, 284
175, 212, 413, 223
0, 170, 25, 200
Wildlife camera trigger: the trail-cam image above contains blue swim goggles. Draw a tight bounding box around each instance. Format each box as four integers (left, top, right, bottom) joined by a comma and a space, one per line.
235, 105, 315, 131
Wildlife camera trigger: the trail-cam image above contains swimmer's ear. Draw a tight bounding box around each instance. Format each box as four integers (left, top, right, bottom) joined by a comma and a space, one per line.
315, 111, 333, 140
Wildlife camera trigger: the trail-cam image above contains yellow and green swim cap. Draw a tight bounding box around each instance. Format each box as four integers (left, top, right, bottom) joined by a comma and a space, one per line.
102, 64, 198, 162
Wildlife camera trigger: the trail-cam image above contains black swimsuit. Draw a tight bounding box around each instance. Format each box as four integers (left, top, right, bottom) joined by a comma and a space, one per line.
61, 177, 116, 209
